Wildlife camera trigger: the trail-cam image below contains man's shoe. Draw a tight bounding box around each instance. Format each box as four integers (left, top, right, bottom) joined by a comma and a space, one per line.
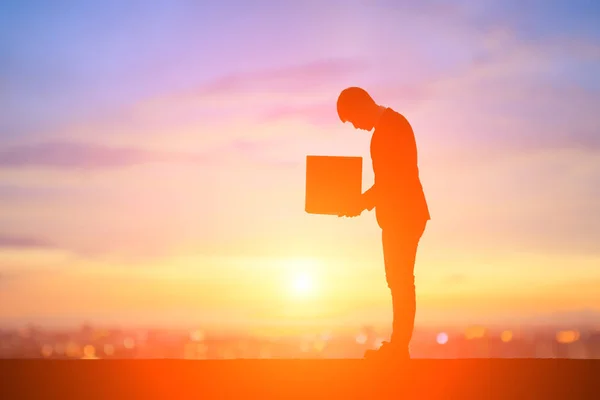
364, 341, 410, 362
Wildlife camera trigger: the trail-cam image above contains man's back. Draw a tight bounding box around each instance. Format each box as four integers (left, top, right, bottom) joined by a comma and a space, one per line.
370, 108, 430, 230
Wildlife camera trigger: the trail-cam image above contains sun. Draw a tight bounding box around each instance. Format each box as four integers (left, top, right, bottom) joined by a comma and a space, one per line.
282, 258, 321, 299
290, 271, 315, 296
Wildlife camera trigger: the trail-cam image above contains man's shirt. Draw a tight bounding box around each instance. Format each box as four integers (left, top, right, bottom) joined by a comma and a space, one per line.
364, 107, 430, 230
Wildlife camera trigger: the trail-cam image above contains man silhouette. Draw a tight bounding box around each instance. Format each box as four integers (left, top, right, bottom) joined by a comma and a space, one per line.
336, 87, 430, 361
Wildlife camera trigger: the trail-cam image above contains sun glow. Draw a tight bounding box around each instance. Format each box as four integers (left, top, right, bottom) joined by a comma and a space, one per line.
285, 258, 321, 297
291, 271, 314, 296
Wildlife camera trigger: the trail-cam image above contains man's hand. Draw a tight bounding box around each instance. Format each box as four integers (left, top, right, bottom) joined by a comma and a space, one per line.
337, 198, 365, 218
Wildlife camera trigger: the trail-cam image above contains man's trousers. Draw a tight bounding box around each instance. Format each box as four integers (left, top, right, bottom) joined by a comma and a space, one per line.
381, 219, 427, 350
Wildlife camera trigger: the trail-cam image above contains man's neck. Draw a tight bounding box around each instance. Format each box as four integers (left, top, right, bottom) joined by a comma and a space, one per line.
373, 104, 386, 130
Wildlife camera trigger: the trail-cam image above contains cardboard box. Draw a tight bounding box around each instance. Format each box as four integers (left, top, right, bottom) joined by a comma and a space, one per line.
305, 155, 362, 215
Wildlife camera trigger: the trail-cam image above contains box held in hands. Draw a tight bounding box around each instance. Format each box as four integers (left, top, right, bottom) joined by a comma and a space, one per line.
305, 155, 363, 215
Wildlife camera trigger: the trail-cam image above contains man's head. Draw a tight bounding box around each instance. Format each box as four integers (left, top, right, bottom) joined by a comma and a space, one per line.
337, 87, 379, 131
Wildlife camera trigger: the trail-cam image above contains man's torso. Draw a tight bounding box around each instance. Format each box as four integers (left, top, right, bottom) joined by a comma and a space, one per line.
370, 108, 430, 229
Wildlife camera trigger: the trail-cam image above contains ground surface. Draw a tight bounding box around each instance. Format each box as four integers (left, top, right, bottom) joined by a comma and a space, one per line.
1, 359, 598, 399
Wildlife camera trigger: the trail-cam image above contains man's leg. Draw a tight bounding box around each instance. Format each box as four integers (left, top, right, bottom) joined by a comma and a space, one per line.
382, 220, 427, 355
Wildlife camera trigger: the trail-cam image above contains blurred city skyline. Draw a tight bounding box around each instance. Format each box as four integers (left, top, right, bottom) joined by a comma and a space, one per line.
2, 321, 599, 360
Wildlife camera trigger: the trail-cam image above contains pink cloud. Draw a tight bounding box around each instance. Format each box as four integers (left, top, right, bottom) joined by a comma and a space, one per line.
258, 103, 336, 126
189, 57, 370, 97
46, 58, 369, 149
0, 235, 55, 249
0, 141, 216, 170
0, 136, 306, 174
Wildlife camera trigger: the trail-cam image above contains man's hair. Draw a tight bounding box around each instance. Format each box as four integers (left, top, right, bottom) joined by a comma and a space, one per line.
336, 87, 375, 122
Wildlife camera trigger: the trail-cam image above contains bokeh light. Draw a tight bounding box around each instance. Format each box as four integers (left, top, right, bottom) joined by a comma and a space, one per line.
436, 332, 449, 345
556, 330, 580, 344
82, 345, 97, 359
190, 330, 205, 342
355, 334, 367, 345
501, 331, 513, 343
123, 338, 135, 349
104, 344, 115, 356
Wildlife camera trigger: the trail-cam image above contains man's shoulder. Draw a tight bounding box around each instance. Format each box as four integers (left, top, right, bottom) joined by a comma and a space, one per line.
386, 107, 408, 122
379, 108, 411, 132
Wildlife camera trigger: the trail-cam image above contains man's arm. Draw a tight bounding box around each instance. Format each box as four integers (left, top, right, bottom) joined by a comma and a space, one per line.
361, 184, 377, 211
338, 184, 376, 218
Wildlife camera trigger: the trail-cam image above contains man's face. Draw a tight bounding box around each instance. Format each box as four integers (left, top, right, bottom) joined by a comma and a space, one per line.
338, 96, 376, 131
347, 112, 374, 132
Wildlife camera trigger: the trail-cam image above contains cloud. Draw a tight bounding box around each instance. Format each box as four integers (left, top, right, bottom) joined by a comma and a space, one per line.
188, 57, 370, 97
0, 141, 216, 170
0, 184, 67, 201
185, 24, 600, 147
35, 57, 369, 149
139, 57, 370, 127
0, 235, 55, 249
257, 103, 337, 127
0, 137, 304, 178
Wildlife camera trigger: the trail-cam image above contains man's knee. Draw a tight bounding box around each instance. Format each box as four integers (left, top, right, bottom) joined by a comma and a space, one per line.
386, 271, 415, 291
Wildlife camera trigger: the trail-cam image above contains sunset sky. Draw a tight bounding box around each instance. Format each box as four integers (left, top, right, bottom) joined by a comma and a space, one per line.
1, 0, 599, 331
